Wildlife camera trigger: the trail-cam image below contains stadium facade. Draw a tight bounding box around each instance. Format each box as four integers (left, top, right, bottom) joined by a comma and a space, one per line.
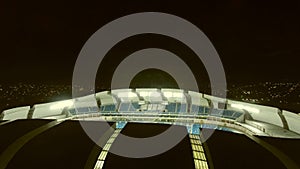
1, 88, 300, 169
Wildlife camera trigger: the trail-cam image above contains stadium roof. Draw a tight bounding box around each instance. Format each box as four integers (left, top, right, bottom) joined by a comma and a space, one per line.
1, 88, 300, 169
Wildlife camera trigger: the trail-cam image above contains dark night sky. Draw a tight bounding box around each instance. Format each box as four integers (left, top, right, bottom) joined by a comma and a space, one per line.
0, 0, 299, 86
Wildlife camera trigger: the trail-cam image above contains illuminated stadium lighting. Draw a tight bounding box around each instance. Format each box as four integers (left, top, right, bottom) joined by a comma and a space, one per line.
139, 91, 149, 97
231, 104, 260, 113
174, 92, 184, 98
138, 101, 146, 105
117, 92, 136, 98
162, 101, 168, 105
2, 88, 300, 169
50, 100, 74, 110
164, 92, 184, 98
163, 92, 173, 97
139, 91, 160, 97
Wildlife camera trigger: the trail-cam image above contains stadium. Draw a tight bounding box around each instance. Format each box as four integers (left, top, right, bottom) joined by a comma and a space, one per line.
0, 88, 300, 169
1, 2, 300, 169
